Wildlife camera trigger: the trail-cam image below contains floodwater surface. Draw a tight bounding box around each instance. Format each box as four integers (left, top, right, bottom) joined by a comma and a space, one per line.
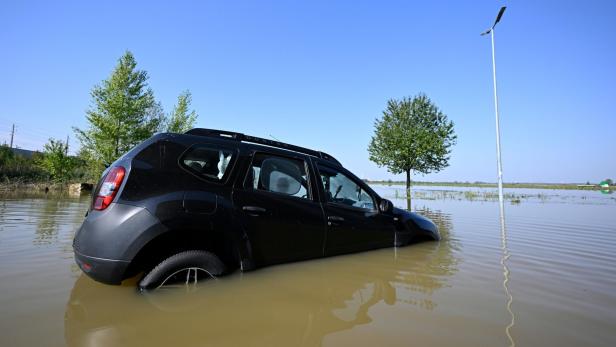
0, 186, 615, 346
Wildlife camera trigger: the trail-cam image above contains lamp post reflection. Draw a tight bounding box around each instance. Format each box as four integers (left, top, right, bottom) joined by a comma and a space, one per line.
499, 196, 515, 347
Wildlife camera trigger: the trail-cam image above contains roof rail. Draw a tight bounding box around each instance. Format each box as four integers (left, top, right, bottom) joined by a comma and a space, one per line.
185, 128, 341, 165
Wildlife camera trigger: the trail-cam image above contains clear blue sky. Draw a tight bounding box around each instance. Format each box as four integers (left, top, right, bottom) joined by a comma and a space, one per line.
1, 1, 614, 183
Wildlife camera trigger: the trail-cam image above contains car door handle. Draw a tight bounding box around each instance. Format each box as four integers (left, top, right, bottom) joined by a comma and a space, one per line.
327, 215, 345, 226
242, 206, 267, 215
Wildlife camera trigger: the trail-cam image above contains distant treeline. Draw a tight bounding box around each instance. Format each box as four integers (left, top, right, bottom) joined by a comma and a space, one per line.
365, 180, 616, 191
0, 144, 87, 184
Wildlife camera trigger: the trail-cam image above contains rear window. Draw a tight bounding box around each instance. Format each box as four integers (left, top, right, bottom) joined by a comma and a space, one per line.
180, 145, 234, 181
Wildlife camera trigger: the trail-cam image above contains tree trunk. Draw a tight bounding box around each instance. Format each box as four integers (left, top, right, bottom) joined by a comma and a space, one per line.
406, 169, 412, 211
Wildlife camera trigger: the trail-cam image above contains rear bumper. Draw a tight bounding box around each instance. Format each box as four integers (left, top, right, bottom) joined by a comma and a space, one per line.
74, 250, 130, 285
72, 203, 167, 285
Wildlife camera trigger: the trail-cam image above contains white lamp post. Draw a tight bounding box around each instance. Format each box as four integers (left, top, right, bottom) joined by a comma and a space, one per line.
482, 6, 507, 204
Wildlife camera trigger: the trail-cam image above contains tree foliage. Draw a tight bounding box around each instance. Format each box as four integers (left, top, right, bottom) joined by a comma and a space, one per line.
74, 51, 162, 179
368, 93, 456, 209
36, 139, 76, 182
0, 144, 15, 166
0, 144, 46, 182
166, 90, 198, 133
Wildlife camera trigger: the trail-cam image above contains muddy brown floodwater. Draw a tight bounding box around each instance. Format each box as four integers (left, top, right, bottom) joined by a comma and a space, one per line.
0, 186, 615, 347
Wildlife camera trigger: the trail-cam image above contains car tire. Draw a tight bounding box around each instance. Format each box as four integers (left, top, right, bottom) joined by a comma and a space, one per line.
138, 250, 226, 291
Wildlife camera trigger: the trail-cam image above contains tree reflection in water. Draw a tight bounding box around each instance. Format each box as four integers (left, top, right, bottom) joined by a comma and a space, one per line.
65, 209, 459, 347
34, 199, 62, 245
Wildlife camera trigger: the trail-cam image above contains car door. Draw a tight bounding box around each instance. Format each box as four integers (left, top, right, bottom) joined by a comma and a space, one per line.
316, 163, 395, 255
233, 152, 326, 265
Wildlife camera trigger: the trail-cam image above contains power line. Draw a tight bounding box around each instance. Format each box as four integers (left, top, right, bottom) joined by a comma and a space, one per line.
1, 122, 78, 155
0, 118, 74, 141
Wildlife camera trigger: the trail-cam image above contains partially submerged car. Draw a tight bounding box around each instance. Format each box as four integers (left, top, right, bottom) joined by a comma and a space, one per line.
73, 129, 440, 290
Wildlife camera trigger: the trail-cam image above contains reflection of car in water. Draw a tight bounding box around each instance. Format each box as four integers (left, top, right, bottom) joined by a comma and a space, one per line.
65, 228, 457, 347
73, 128, 440, 290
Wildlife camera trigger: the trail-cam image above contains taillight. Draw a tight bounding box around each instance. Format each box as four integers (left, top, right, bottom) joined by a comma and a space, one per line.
93, 166, 126, 211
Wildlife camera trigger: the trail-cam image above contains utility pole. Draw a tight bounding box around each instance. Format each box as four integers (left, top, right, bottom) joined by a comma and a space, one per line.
65, 135, 70, 155
10, 124, 15, 148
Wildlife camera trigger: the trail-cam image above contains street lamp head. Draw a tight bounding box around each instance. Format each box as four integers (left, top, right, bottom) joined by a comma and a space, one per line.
493, 6, 507, 27
480, 6, 507, 36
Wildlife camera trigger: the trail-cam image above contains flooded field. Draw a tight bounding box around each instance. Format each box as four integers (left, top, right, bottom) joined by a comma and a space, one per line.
1, 185, 615, 346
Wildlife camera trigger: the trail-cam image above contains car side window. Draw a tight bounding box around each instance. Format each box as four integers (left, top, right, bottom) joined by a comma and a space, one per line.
318, 165, 375, 210
245, 154, 310, 200
180, 145, 234, 181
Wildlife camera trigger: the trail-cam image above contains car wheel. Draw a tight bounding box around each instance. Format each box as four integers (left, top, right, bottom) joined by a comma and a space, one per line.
138, 250, 226, 291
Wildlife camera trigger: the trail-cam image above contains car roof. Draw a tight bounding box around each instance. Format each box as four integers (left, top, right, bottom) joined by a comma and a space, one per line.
181, 128, 342, 166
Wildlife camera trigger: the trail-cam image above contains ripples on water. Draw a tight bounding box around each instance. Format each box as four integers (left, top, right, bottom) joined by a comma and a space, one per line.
0, 187, 615, 347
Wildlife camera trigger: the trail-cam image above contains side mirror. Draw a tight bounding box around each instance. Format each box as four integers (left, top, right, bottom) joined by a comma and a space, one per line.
379, 199, 393, 213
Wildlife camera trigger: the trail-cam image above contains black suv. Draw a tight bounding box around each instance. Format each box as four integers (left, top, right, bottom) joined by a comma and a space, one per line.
73, 129, 439, 290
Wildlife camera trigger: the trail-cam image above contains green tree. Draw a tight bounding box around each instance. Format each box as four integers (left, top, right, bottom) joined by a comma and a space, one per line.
36, 138, 75, 183
74, 51, 162, 179
0, 144, 15, 166
0, 144, 46, 182
166, 90, 198, 133
368, 93, 456, 210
